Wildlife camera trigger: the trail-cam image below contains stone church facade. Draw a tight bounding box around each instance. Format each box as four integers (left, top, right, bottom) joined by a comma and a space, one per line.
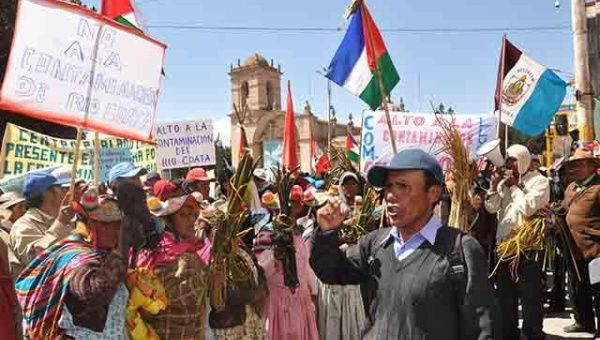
229, 53, 358, 172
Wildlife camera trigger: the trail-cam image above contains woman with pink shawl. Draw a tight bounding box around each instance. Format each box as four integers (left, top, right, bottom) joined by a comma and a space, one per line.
135, 193, 212, 339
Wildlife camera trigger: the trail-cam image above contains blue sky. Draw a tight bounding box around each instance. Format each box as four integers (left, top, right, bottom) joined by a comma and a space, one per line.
86, 0, 574, 135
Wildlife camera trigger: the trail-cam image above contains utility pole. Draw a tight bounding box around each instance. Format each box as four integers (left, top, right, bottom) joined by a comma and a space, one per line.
327, 77, 332, 155
572, 0, 595, 141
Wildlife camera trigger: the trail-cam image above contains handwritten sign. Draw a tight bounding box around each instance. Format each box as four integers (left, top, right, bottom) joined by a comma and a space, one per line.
0, 123, 155, 181
0, 0, 166, 141
155, 120, 215, 170
94, 147, 133, 183
361, 111, 498, 172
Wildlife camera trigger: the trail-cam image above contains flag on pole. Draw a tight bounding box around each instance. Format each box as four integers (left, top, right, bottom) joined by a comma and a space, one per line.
495, 38, 567, 136
346, 129, 360, 163
282, 81, 298, 170
101, 0, 145, 32
102, 0, 166, 75
325, 3, 399, 110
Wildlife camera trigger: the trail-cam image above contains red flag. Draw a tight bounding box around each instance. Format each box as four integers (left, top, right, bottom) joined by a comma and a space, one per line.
315, 155, 332, 174
282, 81, 298, 169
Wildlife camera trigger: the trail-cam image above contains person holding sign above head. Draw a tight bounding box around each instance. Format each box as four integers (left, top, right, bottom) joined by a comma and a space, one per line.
309, 148, 501, 340
10, 170, 75, 274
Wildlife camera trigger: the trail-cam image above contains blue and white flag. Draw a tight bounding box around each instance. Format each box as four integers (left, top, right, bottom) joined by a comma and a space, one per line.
495, 38, 567, 136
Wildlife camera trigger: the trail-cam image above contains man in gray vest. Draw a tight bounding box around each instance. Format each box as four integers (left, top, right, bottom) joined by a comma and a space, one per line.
310, 148, 500, 340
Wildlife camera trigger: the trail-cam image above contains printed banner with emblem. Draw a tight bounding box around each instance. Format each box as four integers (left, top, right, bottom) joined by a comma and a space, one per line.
361, 111, 498, 173
0, 123, 156, 182
0, 0, 166, 141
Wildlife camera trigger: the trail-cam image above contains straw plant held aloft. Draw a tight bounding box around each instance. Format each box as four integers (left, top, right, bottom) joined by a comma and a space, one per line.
209, 151, 259, 311
340, 186, 379, 244
325, 146, 359, 188
272, 166, 300, 292
435, 114, 476, 231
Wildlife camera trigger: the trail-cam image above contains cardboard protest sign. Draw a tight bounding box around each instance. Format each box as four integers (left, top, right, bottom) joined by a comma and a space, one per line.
361, 112, 498, 172
0, 0, 166, 141
155, 120, 215, 170
0, 123, 155, 181
93, 147, 133, 183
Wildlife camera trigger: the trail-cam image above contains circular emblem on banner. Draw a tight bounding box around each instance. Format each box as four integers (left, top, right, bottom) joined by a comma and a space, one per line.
502, 74, 531, 106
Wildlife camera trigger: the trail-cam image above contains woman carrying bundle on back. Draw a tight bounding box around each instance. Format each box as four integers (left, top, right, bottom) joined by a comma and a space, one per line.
132, 191, 212, 339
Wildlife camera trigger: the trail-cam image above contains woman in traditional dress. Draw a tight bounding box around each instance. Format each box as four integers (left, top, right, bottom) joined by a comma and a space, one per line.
134, 193, 212, 339
254, 195, 319, 340
15, 189, 131, 339
314, 172, 367, 340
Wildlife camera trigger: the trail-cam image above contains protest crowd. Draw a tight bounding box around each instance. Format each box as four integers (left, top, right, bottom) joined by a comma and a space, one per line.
2, 0, 600, 339
0, 137, 599, 340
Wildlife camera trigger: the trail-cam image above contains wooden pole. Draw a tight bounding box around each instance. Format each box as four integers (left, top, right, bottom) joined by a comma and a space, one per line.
572, 0, 595, 141
68, 128, 83, 202
360, 1, 397, 154
358, 109, 365, 168
93, 132, 100, 186
498, 35, 508, 151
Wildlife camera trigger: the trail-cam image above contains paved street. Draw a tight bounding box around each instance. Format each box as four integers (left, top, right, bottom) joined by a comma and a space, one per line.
519, 308, 598, 339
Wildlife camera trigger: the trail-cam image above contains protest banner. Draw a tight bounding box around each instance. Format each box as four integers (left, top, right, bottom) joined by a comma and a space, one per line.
361, 111, 498, 172
94, 147, 133, 183
0, 0, 166, 142
263, 140, 283, 169
0, 123, 155, 183
155, 120, 215, 170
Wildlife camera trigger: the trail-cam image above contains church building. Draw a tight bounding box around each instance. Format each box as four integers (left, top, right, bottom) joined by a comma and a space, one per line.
229, 53, 359, 172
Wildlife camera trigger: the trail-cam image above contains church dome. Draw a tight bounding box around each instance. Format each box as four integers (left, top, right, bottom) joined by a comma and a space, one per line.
243, 53, 269, 67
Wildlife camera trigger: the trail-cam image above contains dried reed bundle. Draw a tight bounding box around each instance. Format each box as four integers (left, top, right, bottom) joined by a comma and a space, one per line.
340, 186, 378, 244
209, 152, 258, 310
435, 115, 474, 231
491, 216, 546, 279
325, 146, 359, 188
272, 166, 300, 291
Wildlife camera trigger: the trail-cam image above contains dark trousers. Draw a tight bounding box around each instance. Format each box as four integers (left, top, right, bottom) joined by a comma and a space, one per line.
496, 259, 545, 340
568, 260, 596, 328
548, 240, 566, 310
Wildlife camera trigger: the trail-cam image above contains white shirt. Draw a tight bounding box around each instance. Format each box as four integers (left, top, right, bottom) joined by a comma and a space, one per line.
389, 215, 442, 262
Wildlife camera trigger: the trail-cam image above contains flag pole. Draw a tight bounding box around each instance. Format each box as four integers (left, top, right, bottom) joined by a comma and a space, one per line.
359, 108, 366, 169
93, 132, 100, 186
499, 34, 508, 151
360, 1, 397, 154
68, 128, 83, 202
